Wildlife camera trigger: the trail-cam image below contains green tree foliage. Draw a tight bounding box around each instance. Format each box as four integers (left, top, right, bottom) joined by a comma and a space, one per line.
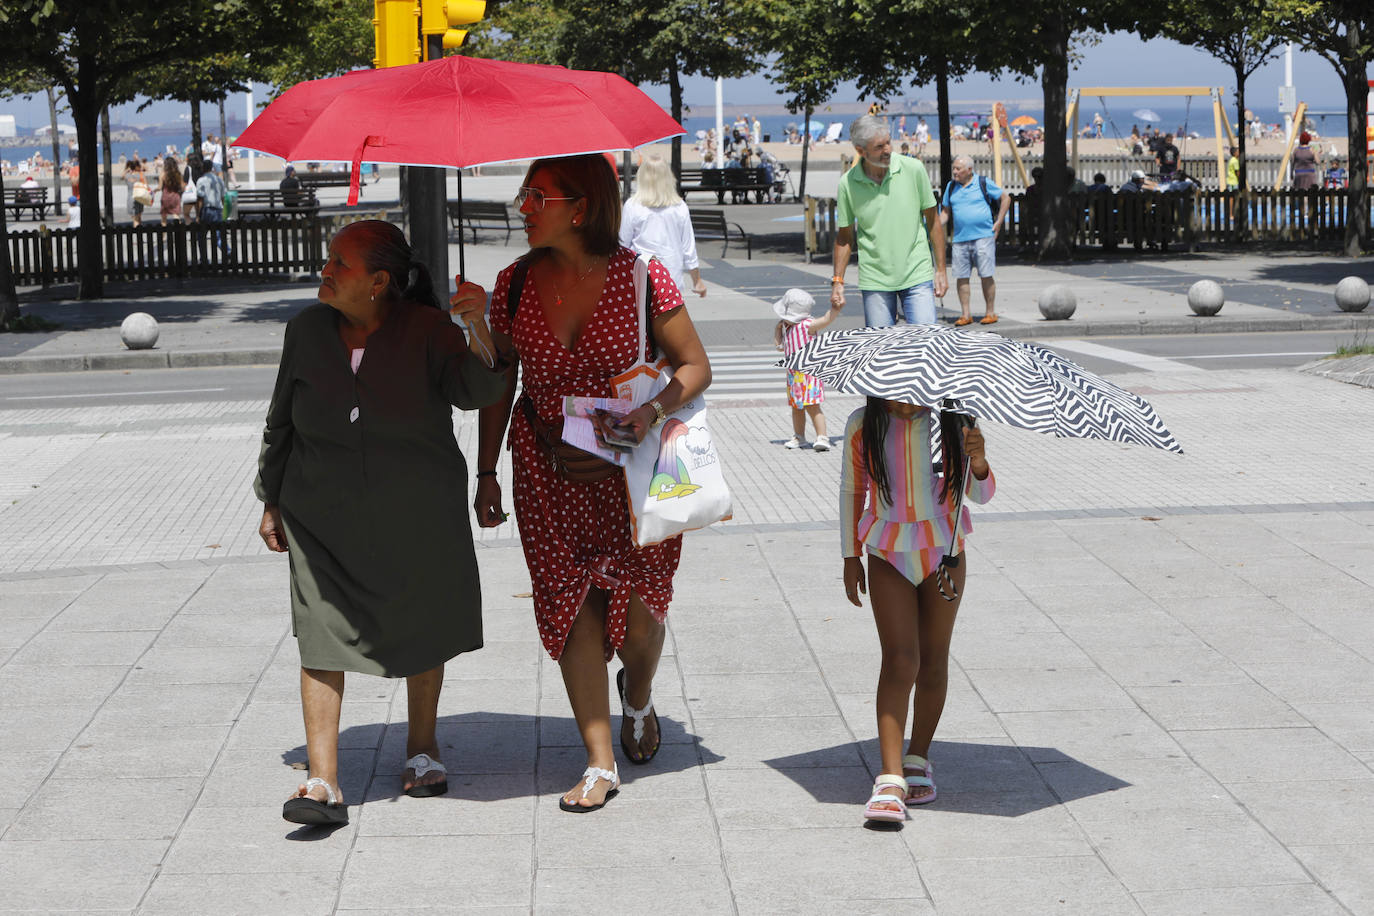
1266, 1, 1370, 256
470, 0, 760, 176
1161, 2, 1283, 240
0, 0, 315, 298
260, 0, 376, 92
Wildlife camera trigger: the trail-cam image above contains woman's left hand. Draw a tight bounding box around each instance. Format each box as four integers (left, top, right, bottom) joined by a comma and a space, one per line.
691, 278, 708, 298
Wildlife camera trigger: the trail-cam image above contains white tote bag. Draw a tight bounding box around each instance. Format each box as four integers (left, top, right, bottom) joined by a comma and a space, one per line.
612, 255, 732, 547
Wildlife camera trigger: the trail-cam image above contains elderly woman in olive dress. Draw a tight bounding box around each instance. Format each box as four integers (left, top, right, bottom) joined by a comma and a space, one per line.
256, 219, 506, 827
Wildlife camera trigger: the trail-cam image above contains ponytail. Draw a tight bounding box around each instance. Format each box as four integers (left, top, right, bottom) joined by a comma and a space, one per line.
337, 220, 440, 309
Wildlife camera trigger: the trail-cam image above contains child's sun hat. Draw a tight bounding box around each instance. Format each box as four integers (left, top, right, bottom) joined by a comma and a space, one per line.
773, 288, 816, 324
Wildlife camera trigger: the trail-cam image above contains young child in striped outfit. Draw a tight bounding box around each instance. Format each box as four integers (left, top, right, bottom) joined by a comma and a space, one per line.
840, 397, 995, 824
773, 288, 843, 451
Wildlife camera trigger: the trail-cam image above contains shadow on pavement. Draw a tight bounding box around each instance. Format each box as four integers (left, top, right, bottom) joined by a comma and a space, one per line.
766, 738, 1131, 817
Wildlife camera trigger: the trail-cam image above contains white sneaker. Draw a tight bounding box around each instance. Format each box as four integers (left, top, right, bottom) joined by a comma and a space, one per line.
783, 436, 802, 449
812, 437, 831, 452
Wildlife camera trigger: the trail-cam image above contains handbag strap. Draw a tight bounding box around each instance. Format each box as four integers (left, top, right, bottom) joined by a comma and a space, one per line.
629, 253, 658, 369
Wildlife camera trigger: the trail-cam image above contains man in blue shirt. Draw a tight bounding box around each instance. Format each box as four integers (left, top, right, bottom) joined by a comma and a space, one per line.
940, 155, 1009, 326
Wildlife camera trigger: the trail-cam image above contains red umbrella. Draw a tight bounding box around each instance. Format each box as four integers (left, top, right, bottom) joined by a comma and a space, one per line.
233, 55, 684, 205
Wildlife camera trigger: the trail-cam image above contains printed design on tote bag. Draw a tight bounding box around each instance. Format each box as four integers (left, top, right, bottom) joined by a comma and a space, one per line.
648, 419, 706, 501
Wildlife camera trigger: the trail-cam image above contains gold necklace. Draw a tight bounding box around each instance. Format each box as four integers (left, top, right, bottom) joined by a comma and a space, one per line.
548, 256, 601, 308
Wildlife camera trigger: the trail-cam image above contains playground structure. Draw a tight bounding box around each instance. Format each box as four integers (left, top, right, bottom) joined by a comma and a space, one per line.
1068, 87, 1232, 185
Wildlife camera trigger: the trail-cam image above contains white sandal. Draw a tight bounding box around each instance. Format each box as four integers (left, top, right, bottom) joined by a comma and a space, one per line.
404, 753, 448, 798
903, 754, 937, 805
558, 764, 620, 813
864, 774, 909, 823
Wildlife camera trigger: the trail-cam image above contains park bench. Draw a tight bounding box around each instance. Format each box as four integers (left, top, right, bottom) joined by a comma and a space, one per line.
233, 187, 320, 217
678, 167, 772, 204
446, 199, 517, 244
4, 186, 52, 221
297, 172, 353, 190
689, 208, 752, 259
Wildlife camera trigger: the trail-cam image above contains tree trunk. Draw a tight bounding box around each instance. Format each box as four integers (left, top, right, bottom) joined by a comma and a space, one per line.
1234, 66, 1248, 241
73, 61, 104, 299
101, 106, 115, 229
1037, 12, 1071, 261
798, 104, 811, 201
0, 168, 19, 327
47, 87, 64, 218
669, 62, 683, 185
190, 98, 203, 171
1340, 20, 1368, 257
936, 61, 952, 190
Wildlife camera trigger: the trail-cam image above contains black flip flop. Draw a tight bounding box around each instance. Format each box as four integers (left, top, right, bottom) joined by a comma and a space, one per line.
282, 777, 348, 826
617, 668, 660, 765
403, 754, 448, 798
558, 766, 620, 813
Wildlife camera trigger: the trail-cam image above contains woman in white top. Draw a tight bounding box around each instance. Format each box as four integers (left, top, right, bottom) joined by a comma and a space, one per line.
618, 155, 708, 298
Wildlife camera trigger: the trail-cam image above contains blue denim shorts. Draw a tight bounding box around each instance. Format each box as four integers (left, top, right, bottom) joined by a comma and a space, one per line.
861, 282, 936, 327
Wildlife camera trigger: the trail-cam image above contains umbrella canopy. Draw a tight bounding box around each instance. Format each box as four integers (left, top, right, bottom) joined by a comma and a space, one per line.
1010, 115, 1038, 127
778, 325, 1182, 454
1133, 108, 1161, 122
233, 55, 685, 204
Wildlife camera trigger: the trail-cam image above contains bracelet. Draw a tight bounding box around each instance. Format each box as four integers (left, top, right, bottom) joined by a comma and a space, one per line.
476, 470, 497, 478
648, 399, 666, 427
830, 275, 844, 284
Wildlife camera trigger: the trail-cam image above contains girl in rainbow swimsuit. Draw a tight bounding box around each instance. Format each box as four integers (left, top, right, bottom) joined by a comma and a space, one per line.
840, 397, 995, 824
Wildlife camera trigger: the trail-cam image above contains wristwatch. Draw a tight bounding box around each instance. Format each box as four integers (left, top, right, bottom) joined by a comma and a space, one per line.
830, 275, 844, 284
648, 399, 666, 426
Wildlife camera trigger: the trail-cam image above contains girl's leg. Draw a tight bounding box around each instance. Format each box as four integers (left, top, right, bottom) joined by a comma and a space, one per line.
806, 404, 828, 439
403, 664, 445, 792
908, 554, 967, 759
558, 592, 617, 808
296, 667, 344, 802
614, 592, 665, 759
791, 406, 806, 440
867, 554, 920, 783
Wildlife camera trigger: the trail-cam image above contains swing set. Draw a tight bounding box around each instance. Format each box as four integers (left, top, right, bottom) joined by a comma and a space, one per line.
1068, 87, 1232, 185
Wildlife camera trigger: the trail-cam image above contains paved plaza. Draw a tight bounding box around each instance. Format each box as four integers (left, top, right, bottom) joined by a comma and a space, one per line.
1, 233, 1373, 913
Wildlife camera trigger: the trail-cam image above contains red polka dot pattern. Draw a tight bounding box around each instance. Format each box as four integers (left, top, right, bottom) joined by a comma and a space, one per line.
491, 247, 686, 661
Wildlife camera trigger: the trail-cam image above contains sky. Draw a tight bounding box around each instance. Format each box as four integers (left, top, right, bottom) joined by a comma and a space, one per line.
1, 31, 1354, 131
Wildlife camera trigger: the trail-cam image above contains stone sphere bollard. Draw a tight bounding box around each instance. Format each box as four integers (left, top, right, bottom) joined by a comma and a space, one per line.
1038, 284, 1077, 320
1187, 280, 1225, 316
1334, 276, 1371, 313
120, 312, 160, 350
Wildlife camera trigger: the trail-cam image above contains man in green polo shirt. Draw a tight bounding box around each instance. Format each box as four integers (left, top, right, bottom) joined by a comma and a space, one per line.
830, 115, 948, 327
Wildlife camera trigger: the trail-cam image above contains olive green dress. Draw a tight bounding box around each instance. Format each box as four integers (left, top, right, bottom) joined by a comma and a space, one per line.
255, 301, 507, 677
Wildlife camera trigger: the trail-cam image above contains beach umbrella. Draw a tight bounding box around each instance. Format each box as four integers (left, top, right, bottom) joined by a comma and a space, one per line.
1010, 115, 1038, 127
777, 325, 1182, 454
1133, 109, 1161, 122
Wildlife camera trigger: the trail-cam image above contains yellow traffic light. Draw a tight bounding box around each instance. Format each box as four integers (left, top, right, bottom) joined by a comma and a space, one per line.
420, 0, 486, 55
373, 0, 421, 68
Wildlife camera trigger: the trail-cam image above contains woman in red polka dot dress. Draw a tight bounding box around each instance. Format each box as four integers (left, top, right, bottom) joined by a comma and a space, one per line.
459, 154, 712, 813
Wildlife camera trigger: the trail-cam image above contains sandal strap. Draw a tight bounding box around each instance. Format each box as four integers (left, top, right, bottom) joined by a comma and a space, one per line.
622, 693, 654, 743
874, 773, 908, 794
404, 753, 447, 779
905, 774, 935, 790
867, 792, 906, 808
902, 754, 931, 773
302, 776, 338, 805
578, 765, 619, 798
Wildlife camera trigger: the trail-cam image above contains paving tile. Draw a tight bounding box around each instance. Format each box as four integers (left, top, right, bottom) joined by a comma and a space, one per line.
138, 872, 339, 916
1226, 777, 1374, 846
1244, 659, 1374, 703
153, 612, 287, 648
969, 666, 1136, 713
199, 747, 376, 809
0, 704, 96, 751
1090, 645, 1250, 687
0, 665, 127, 708
1134, 883, 1346, 915
0, 838, 167, 910
358, 772, 536, 836
6, 629, 155, 667
7, 776, 200, 841
0, 749, 61, 810
952, 629, 1095, 670
1092, 821, 1309, 892
688, 715, 861, 770
707, 765, 869, 829
534, 797, 720, 869
375, 719, 537, 775
534, 865, 733, 915
343, 835, 533, 908
1127, 683, 1308, 730
53, 725, 228, 779
1038, 756, 1243, 829
918, 854, 1138, 915
1171, 726, 1370, 784
902, 800, 1094, 859
682, 671, 835, 719
998, 708, 1184, 763
721, 827, 922, 910
672, 619, 815, 674
1290, 844, 1374, 914
1290, 701, 1374, 757
123, 645, 273, 686
160, 806, 357, 874
225, 701, 388, 751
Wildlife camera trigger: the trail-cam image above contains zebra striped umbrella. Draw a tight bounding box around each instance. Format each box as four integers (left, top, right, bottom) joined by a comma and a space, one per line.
779, 325, 1182, 453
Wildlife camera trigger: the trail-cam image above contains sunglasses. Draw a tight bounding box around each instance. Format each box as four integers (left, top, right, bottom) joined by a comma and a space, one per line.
514, 187, 580, 211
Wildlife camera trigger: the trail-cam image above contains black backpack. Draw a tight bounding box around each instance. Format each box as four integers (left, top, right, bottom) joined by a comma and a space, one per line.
942, 176, 998, 237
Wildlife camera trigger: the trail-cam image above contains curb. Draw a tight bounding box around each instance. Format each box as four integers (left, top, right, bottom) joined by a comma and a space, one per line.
0, 348, 284, 375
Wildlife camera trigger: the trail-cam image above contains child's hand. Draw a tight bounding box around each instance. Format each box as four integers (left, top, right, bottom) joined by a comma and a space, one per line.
843, 556, 866, 607
963, 426, 991, 479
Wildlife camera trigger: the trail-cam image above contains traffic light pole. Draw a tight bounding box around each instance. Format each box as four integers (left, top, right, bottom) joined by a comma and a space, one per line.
407, 36, 450, 298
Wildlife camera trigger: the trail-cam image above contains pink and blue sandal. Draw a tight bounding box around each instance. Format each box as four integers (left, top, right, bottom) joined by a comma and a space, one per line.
863, 774, 909, 823
903, 754, 936, 805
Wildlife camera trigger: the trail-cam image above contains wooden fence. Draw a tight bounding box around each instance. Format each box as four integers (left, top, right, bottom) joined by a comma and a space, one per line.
805, 188, 1369, 260
6, 217, 334, 288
